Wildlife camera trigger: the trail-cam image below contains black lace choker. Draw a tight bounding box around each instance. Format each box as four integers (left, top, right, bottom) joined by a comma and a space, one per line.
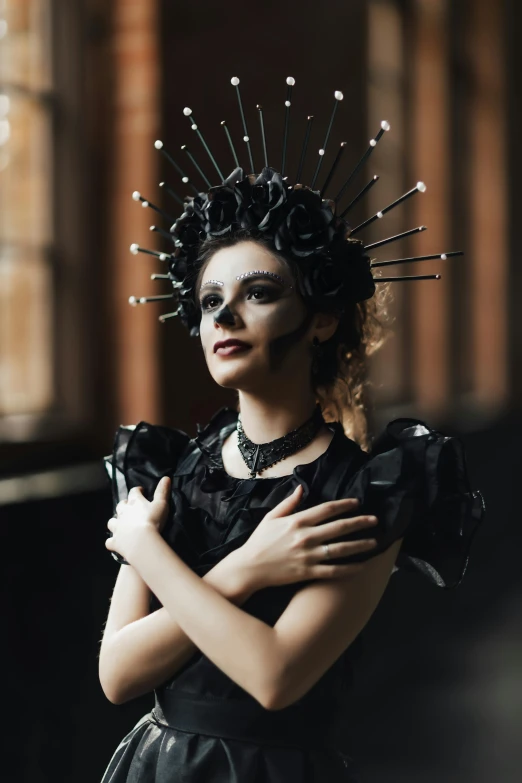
236, 405, 326, 478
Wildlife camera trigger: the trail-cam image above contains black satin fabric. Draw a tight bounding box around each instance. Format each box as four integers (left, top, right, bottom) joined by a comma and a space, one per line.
100, 407, 485, 782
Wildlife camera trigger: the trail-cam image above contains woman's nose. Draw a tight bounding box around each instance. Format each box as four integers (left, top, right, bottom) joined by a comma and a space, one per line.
213, 304, 236, 327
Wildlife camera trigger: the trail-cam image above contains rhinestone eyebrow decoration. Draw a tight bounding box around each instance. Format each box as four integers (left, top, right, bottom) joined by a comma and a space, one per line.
235, 270, 292, 288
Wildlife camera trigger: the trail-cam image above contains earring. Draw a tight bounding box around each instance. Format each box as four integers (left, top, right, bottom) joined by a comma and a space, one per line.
311, 336, 322, 375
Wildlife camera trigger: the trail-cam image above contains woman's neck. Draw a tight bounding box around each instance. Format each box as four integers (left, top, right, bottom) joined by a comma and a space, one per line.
236, 390, 319, 443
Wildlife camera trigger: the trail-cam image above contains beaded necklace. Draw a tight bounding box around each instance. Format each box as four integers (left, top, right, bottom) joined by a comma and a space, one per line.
236, 405, 325, 478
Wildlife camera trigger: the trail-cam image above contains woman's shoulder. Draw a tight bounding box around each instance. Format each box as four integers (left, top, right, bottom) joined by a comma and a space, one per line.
103, 419, 193, 503
322, 416, 485, 590
103, 407, 239, 494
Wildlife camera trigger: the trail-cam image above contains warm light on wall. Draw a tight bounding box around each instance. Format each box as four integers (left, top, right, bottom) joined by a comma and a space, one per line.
367, 0, 508, 428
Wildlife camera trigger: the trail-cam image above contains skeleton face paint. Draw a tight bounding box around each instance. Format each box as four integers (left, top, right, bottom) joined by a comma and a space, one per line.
213, 303, 236, 327
267, 310, 315, 372
197, 241, 314, 391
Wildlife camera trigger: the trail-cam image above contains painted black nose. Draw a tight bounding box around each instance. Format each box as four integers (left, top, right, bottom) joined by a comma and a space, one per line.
213, 305, 236, 326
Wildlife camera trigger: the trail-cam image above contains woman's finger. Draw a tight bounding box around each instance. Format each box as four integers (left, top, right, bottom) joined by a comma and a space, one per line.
107, 517, 116, 531
293, 497, 360, 527
306, 513, 378, 543
128, 486, 144, 503
342, 537, 378, 553
154, 475, 170, 499
328, 537, 377, 556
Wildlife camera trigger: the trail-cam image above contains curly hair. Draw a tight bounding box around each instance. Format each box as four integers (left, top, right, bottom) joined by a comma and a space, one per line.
193, 228, 393, 451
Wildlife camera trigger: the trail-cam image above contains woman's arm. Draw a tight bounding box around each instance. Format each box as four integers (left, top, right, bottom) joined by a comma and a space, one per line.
125, 530, 402, 710
99, 548, 255, 704
100, 562, 152, 650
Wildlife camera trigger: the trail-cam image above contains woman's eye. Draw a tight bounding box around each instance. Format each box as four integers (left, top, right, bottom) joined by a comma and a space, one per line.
200, 285, 274, 312
200, 294, 220, 311
246, 286, 271, 301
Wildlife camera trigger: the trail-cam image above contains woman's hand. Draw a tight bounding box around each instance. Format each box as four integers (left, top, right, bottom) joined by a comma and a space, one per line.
105, 476, 171, 564
239, 484, 379, 591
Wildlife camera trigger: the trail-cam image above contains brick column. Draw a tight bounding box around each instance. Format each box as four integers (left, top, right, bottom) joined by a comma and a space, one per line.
410, 0, 451, 415
468, 0, 507, 411
109, 0, 161, 423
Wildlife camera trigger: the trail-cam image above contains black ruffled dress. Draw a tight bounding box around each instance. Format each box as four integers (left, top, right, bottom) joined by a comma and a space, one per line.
100, 407, 485, 783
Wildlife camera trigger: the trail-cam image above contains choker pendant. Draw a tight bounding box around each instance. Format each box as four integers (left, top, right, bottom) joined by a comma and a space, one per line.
236, 405, 325, 478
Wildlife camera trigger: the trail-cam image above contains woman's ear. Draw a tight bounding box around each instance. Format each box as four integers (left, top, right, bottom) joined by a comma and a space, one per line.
312, 311, 340, 343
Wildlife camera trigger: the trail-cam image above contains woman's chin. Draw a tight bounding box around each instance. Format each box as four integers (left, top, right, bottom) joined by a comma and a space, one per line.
209, 361, 266, 391
212, 369, 255, 389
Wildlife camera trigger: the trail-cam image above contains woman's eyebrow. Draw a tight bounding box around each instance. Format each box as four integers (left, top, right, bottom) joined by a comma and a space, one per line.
199, 272, 289, 293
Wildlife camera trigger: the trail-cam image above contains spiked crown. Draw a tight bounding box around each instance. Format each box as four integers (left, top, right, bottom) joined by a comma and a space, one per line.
128, 77, 462, 336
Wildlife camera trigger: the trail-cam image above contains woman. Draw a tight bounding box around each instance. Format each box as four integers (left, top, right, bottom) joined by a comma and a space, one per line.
98, 80, 484, 782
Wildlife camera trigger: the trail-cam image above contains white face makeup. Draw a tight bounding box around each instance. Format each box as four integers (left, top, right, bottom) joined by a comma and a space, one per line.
197, 241, 312, 391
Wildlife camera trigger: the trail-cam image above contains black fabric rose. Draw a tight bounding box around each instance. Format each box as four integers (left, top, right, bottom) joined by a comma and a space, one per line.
202, 185, 238, 237
297, 238, 375, 309
177, 296, 201, 337
168, 255, 190, 285
328, 237, 376, 303
235, 167, 288, 233
170, 196, 206, 249
165, 251, 202, 335
299, 255, 347, 308
274, 187, 337, 258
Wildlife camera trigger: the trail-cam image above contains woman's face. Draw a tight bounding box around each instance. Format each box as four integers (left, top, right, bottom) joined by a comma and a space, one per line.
197, 241, 315, 392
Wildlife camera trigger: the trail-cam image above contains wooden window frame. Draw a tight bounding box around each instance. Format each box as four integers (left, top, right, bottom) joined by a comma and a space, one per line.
0, 0, 112, 475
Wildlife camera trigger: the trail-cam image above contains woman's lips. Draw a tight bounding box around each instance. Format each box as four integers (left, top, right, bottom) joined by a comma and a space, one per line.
215, 344, 252, 356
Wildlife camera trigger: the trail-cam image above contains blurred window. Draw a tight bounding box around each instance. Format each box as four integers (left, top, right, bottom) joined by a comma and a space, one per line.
0, 0, 55, 421
0, 0, 96, 466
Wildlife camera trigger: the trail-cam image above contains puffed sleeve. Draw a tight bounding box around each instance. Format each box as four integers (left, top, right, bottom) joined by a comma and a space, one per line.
103, 420, 191, 564
327, 418, 485, 589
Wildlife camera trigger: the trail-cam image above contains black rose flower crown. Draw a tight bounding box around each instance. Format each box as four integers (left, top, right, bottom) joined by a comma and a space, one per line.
127, 76, 462, 337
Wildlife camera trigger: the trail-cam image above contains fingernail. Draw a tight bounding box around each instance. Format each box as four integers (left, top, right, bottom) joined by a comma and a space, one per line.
368, 516, 378, 524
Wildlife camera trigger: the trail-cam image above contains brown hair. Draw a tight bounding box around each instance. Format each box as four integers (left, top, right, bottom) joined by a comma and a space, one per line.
194, 228, 393, 451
